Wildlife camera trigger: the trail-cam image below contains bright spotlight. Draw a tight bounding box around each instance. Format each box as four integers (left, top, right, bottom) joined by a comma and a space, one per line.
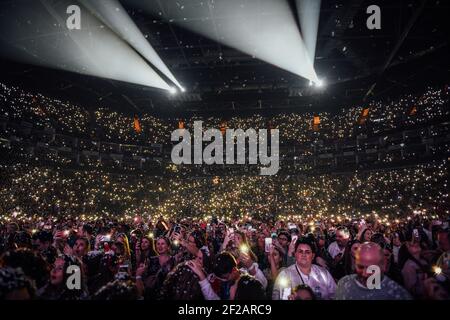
0, 0, 172, 90
81, 0, 184, 91
169, 87, 178, 95
180, 86, 186, 93
316, 79, 325, 87
130, 0, 319, 83
309, 80, 314, 87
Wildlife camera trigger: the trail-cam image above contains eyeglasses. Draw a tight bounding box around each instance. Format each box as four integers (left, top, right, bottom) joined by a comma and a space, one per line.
296, 250, 312, 255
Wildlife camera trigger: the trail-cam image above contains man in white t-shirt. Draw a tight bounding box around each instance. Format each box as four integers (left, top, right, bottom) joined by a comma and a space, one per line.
273, 237, 336, 300
327, 226, 350, 259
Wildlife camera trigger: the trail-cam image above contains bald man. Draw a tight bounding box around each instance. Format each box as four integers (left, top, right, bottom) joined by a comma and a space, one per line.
335, 242, 412, 300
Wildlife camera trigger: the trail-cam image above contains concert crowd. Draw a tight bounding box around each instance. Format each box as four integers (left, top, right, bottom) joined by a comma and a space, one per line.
0, 82, 449, 300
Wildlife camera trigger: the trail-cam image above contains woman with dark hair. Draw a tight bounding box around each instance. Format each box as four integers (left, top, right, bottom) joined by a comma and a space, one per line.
173, 229, 209, 263
136, 236, 176, 299
391, 232, 403, 265
134, 236, 156, 268
253, 233, 269, 271
359, 228, 373, 243
263, 245, 285, 297
343, 240, 361, 275
313, 232, 332, 269
371, 233, 403, 285
222, 230, 258, 263
398, 234, 430, 299
37, 254, 88, 300
196, 247, 212, 274
226, 230, 268, 290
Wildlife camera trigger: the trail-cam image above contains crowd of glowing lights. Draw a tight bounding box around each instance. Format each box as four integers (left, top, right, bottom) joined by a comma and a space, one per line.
1, 83, 448, 146
0, 82, 448, 225
0, 159, 448, 224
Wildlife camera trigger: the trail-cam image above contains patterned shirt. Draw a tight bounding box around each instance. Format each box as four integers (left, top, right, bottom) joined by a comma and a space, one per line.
335, 274, 412, 300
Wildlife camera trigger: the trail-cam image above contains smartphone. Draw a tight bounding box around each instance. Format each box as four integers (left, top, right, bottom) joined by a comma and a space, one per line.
264, 238, 272, 253
229, 227, 234, 234
118, 265, 129, 273
291, 235, 298, 244
413, 229, 419, 238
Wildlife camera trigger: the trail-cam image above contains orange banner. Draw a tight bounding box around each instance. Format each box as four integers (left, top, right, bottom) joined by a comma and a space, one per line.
134, 116, 142, 133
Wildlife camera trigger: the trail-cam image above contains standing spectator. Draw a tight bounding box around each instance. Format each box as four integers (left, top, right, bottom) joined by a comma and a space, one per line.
273, 237, 336, 300
264, 245, 285, 296
328, 227, 350, 259
135, 236, 156, 267
137, 236, 175, 299
435, 229, 450, 279
399, 235, 431, 299
343, 240, 361, 275
391, 232, 403, 265
72, 237, 90, 259
328, 227, 351, 279
37, 254, 87, 300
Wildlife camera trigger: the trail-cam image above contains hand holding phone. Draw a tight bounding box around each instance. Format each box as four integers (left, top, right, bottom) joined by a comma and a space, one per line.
291, 235, 298, 244
264, 237, 272, 253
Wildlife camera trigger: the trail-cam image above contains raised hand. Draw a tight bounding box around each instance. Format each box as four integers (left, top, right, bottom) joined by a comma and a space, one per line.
186, 260, 206, 281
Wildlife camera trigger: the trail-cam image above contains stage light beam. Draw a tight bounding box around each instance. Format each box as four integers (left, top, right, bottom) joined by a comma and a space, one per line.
126, 0, 319, 83
80, 0, 184, 92
296, 0, 322, 68
0, 0, 171, 91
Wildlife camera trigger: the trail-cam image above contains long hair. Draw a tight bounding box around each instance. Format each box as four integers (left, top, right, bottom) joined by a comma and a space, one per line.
397, 243, 428, 273
41, 254, 87, 300
359, 229, 372, 242
140, 236, 157, 259
155, 236, 172, 256
115, 233, 131, 260
343, 240, 360, 275
233, 230, 258, 263
189, 230, 206, 250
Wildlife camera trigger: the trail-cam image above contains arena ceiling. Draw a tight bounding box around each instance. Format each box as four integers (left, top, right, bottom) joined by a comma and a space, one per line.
0, 0, 448, 117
